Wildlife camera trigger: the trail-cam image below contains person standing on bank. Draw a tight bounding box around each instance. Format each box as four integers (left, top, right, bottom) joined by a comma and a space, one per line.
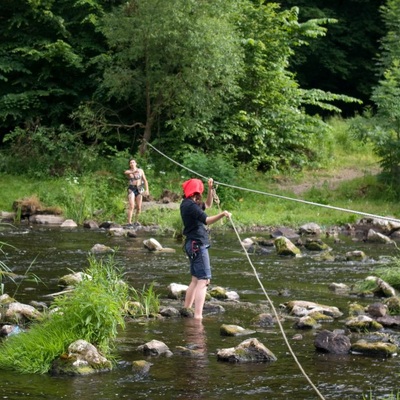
180, 177, 231, 319
124, 159, 149, 226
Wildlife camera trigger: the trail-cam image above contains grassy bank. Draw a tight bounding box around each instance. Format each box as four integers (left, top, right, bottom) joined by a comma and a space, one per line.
1, 118, 399, 231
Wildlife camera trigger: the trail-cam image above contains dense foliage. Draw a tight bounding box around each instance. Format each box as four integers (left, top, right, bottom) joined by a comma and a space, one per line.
0, 0, 397, 187
350, 0, 400, 191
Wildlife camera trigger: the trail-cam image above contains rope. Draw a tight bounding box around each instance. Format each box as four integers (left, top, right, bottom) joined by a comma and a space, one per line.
229, 215, 326, 400
146, 140, 330, 397
145, 140, 400, 224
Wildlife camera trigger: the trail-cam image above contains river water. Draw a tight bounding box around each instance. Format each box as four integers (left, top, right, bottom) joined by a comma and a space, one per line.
1, 224, 400, 400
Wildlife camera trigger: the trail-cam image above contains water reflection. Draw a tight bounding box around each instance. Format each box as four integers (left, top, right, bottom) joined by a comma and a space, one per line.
2, 227, 400, 399
179, 318, 209, 399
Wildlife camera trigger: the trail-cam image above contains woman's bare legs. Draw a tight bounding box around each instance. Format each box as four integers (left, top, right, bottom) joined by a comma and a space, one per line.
127, 192, 135, 224
184, 276, 210, 319
134, 194, 143, 223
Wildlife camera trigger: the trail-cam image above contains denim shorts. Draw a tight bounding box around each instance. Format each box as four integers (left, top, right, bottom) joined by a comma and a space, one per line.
185, 240, 211, 280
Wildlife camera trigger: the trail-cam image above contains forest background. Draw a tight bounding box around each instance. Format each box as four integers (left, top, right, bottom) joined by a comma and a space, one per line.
1, 0, 400, 231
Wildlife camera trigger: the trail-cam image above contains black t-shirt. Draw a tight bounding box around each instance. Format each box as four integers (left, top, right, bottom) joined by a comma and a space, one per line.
180, 197, 209, 245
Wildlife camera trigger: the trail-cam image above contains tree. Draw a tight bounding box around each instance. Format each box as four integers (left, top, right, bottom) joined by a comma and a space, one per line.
0, 0, 122, 138
352, 0, 400, 189
95, 0, 244, 154
278, 0, 385, 115
217, 2, 360, 170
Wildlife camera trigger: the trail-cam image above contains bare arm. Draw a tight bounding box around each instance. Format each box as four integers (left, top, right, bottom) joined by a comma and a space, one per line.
205, 178, 214, 209
205, 210, 231, 225
141, 170, 149, 194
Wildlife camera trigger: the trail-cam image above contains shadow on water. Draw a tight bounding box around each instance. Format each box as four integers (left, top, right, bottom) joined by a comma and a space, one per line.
1, 224, 400, 399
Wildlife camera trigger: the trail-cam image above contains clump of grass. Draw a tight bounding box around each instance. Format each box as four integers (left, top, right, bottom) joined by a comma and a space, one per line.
0, 254, 129, 374
129, 283, 160, 318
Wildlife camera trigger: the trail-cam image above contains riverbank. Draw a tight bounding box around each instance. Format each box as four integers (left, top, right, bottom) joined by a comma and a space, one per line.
0, 159, 399, 232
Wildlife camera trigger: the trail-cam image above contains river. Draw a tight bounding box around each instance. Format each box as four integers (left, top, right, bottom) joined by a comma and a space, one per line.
1, 223, 399, 400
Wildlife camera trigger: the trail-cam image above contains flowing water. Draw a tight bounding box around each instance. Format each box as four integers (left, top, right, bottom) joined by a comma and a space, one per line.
1, 223, 400, 400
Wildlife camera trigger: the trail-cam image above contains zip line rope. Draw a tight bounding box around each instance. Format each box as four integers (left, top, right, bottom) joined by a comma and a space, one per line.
145, 140, 400, 224
144, 140, 397, 399
229, 215, 326, 400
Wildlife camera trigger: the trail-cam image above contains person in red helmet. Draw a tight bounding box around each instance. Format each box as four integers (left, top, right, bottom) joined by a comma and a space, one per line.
180, 177, 231, 319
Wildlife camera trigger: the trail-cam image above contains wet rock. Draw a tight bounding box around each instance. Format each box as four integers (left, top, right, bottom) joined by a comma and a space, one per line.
345, 250, 367, 261
90, 244, 114, 254
364, 276, 397, 298
60, 219, 78, 228
159, 306, 181, 318
384, 296, 400, 313
304, 238, 330, 251
143, 238, 175, 253
293, 315, 319, 329
250, 313, 276, 327
366, 229, 393, 244
345, 315, 383, 332
83, 220, 99, 229
367, 303, 387, 318
168, 283, 188, 299
137, 339, 173, 357
274, 236, 301, 257
351, 339, 398, 357
220, 324, 256, 337
376, 315, 400, 328
328, 283, 351, 295
4, 302, 41, 323
299, 223, 321, 235
51, 340, 112, 376
132, 360, 153, 377
270, 227, 299, 240
283, 300, 343, 319
314, 330, 351, 354
108, 227, 126, 237
203, 303, 225, 315
58, 271, 91, 288
209, 286, 228, 300
29, 215, 65, 225
217, 338, 277, 363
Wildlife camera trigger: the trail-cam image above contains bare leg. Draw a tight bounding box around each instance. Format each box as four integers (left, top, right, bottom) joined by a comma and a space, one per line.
193, 279, 209, 319
184, 276, 198, 308
127, 193, 135, 224
135, 194, 143, 223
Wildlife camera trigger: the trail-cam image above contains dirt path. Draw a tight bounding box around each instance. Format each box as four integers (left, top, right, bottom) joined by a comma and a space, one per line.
276, 166, 380, 195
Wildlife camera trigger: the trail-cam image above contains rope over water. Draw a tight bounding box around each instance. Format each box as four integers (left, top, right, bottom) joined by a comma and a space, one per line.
144, 140, 399, 399
145, 139, 400, 224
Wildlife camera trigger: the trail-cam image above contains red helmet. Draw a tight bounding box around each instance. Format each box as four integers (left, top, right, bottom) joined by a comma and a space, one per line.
182, 179, 204, 198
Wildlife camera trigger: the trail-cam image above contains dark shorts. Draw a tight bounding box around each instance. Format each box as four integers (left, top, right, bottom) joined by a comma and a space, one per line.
128, 185, 144, 196
185, 240, 211, 280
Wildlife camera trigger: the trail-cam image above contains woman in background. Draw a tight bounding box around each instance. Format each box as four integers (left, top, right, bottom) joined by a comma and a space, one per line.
124, 159, 149, 226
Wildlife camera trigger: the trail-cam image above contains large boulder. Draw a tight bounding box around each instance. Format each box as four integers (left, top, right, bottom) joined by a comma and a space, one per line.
314, 330, 351, 354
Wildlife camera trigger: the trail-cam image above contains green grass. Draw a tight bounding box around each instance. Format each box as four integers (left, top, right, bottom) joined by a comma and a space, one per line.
0, 254, 129, 374
0, 117, 398, 230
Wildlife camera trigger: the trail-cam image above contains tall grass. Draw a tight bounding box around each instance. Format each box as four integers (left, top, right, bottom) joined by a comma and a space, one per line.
0, 254, 129, 374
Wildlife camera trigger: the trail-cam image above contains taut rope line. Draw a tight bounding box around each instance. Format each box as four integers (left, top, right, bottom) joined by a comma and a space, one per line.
146, 141, 329, 397
229, 215, 326, 400
145, 140, 400, 224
